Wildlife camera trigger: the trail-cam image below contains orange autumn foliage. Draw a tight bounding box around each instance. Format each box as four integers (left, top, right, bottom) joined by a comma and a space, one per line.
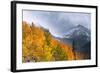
22, 21, 76, 62
60, 43, 75, 60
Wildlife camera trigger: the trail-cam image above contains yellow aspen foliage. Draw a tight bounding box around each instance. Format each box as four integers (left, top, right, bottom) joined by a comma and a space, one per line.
22, 21, 78, 63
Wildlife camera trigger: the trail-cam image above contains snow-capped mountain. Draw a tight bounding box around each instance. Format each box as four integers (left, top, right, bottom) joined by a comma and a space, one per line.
52, 25, 91, 59
52, 25, 91, 46
64, 25, 90, 39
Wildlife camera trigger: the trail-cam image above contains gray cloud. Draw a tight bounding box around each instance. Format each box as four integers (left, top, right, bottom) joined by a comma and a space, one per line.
23, 10, 91, 37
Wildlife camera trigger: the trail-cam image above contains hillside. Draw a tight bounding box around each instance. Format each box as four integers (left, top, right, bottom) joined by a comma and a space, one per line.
22, 21, 78, 63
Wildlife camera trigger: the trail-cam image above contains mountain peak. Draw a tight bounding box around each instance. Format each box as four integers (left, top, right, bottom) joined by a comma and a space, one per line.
75, 25, 86, 30
77, 24, 84, 28
64, 24, 90, 39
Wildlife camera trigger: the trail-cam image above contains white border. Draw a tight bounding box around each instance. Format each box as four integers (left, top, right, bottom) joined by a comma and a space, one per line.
16, 3, 96, 70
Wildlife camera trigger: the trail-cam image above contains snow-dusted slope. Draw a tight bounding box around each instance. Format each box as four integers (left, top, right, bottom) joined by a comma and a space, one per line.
64, 25, 90, 39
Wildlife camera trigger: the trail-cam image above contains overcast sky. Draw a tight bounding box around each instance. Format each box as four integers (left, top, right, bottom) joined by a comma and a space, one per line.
23, 10, 91, 37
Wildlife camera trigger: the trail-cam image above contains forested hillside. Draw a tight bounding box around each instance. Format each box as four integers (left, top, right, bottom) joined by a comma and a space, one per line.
22, 21, 79, 63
